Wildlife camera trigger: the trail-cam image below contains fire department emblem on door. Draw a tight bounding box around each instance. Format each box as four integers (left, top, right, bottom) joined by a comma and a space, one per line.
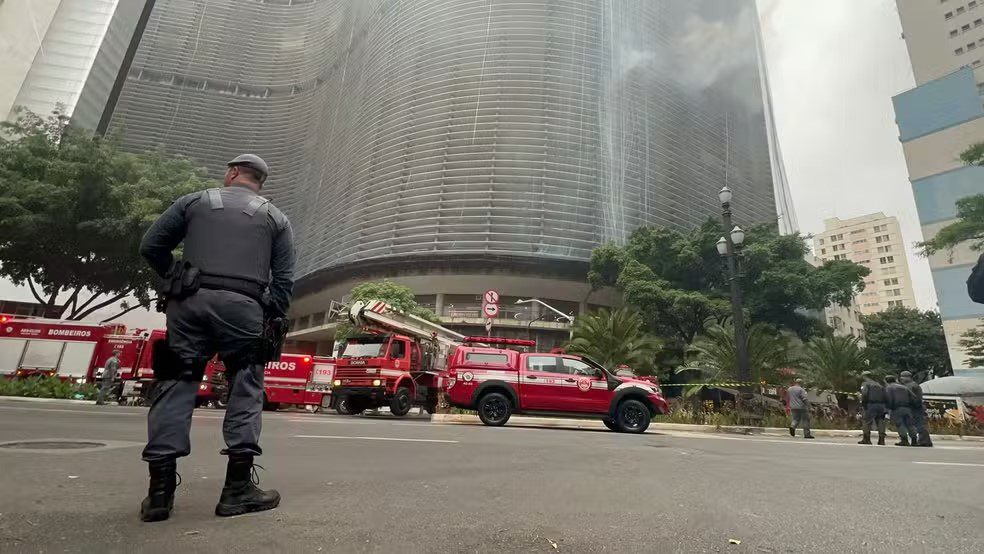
577, 377, 591, 392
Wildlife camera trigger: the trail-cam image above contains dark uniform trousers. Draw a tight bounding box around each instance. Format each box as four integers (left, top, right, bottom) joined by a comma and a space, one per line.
861, 403, 887, 441
142, 289, 266, 462
891, 406, 915, 443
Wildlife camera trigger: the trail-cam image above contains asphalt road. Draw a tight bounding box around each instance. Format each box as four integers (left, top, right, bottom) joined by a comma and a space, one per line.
0, 398, 982, 553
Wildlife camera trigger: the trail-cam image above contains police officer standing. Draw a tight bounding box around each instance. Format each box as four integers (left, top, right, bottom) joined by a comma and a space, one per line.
885, 374, 915, 447
901, 370, 933, 447
137, 154, 294, 522
857, 371, 887, 446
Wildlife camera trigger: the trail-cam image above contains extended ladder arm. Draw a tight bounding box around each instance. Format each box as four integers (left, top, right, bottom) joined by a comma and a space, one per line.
348, 300, 466, 348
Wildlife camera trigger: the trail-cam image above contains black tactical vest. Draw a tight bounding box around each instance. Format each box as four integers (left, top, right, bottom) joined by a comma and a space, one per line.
181, 186, 287, 287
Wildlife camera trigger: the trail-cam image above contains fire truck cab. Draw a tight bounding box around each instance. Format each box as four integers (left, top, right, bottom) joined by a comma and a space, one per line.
445, 339, 669, 433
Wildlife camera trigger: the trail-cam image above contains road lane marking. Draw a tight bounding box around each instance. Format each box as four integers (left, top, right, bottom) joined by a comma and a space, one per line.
293, 434, 458, 444
658, 432, 984, 450
286, 418, 376, 425
914, 461, 984, 467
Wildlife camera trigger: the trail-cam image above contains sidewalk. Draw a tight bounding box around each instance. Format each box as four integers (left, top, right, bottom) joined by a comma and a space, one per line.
431, 413, 984, 442
0, 396, 96, 405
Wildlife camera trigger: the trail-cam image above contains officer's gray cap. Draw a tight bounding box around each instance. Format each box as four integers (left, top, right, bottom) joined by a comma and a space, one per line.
227, 154, 269, 183
900, 370, 912, 378
861, 370, 873, 377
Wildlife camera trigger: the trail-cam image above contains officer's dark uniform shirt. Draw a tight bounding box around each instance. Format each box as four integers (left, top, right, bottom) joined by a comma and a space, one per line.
860, 379, 886, 406
139, 184, 295, 317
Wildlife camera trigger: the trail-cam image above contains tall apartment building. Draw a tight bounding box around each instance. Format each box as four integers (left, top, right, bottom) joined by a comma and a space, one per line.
813, 213, 917, 315
894, 0, 984, 374
108, 0, 791, 353
0, 0, 153, 131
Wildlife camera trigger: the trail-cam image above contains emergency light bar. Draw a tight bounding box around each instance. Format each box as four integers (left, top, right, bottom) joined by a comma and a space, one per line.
462, 336, 536, 347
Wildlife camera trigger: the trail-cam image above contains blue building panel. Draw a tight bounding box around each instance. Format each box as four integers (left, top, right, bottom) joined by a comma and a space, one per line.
912, 166, 984, 224
893, 68, 984, 142
934, 264, 984, 320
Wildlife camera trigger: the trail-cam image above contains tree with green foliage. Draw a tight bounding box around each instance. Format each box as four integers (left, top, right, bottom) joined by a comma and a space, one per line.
589, 221, 869, 368
334, 280, 439, 340
799, 335, 868, 409
862, 307, 953, 379
920, 142, 984, 255
678, 322, 796, 387
958, 321, 984, 368
565, 308, 661, 374
0, 108, 213, 321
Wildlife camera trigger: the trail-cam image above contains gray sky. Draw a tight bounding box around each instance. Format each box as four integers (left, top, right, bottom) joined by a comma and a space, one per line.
1, 0, 937, 322
758, 0, 937, 310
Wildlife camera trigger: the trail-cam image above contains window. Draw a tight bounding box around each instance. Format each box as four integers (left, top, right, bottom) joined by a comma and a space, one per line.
976, 18, 983, 26
526, 355, 560, 373
887, 300, 904, 308
952, 29, 961, 37
834, 234, 844, 241
970, 1, 977, 8
958, 6, 966, 14
875, 234, 890, 243
957, 47, 966, 55
964, 24, 972, 31
883, 267, 897, 275
562, 358, 600, 377
853, 239, 867, 244
834, 254, 847, 261
466, 352, 509, 364
821, 248, 827, 254
388, 340, 406, 359
818, 238, 825, 245
880, 256, 895, 264
877, 245, 892, 253
850, 229, 864, 234
946, 11, 954, 19
968, 42, 977, 50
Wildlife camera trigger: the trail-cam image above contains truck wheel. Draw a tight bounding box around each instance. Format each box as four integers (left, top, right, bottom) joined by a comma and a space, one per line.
477, 392, 512, 426
390, 387, 413, 417
335, 395, 353, 415
615, 399, 651, 434
602, 417, 619, 432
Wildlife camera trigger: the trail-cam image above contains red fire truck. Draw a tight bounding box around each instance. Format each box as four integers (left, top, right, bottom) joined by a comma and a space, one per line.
262, 352, 334, 411
0, 316, 126, 381
331, 300, 464, 416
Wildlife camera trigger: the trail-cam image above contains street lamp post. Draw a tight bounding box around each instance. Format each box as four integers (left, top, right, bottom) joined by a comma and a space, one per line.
717, 187, 750, 393
515, 298, 576, 340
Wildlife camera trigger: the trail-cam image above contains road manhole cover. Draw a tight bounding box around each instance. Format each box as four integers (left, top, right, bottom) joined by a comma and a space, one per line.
0, 441, 106, 450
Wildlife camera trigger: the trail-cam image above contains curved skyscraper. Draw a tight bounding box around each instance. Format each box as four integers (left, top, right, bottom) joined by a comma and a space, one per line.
110, 0, 789, 351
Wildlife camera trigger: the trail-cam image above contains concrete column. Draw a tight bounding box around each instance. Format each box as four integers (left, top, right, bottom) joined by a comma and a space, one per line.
579, 301, 589, 316
435, 293, 446, 317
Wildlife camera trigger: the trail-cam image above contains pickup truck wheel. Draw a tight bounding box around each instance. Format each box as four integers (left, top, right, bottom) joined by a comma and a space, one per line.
477, 392, 512, 426
615, 399, 651, 434
602, 417, 619, 432
390, 387, 413, 417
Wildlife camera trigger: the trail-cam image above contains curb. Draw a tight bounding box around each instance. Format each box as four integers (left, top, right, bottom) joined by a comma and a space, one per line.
0, 396, 96, 405
431, 413, 984, 442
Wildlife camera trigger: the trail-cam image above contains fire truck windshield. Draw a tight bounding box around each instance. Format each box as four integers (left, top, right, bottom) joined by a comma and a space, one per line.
340, 340, 385, 358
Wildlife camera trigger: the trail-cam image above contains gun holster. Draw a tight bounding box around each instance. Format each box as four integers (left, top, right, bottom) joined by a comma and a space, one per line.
155, 260, 201, 313
151, 337, 207, 382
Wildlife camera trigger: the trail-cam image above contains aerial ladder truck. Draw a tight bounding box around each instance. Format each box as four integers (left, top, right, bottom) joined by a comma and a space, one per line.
330, 300, 470, 416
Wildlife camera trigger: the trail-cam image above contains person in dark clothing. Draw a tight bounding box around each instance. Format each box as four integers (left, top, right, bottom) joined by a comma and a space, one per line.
885, 375, 915, 446
787, 379, 815, 439
858, 371, 887, 445
901, 371, 933, 447
137, 154, 295, 522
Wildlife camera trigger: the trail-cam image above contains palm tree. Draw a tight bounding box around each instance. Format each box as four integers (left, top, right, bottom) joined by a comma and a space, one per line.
678, 323, 795, 397
800, 335, 868, 409
565, 308, 661, 373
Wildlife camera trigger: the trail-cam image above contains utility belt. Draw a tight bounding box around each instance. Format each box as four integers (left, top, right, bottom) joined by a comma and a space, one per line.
156, 261, 265, 311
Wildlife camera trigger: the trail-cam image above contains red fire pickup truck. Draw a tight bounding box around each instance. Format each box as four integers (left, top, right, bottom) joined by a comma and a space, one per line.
444, 341, 668, 433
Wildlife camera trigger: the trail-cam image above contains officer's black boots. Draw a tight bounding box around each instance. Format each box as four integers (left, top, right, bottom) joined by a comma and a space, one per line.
215, 455, 280, 517
858, 438, 872, 445
140, 459, 177, 522
877, 436, 886, 446
895, 438, 910, 447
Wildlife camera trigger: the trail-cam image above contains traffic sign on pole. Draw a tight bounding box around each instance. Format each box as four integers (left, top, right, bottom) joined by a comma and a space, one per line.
482, 303, 499, 318
483, 290, 500, 305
